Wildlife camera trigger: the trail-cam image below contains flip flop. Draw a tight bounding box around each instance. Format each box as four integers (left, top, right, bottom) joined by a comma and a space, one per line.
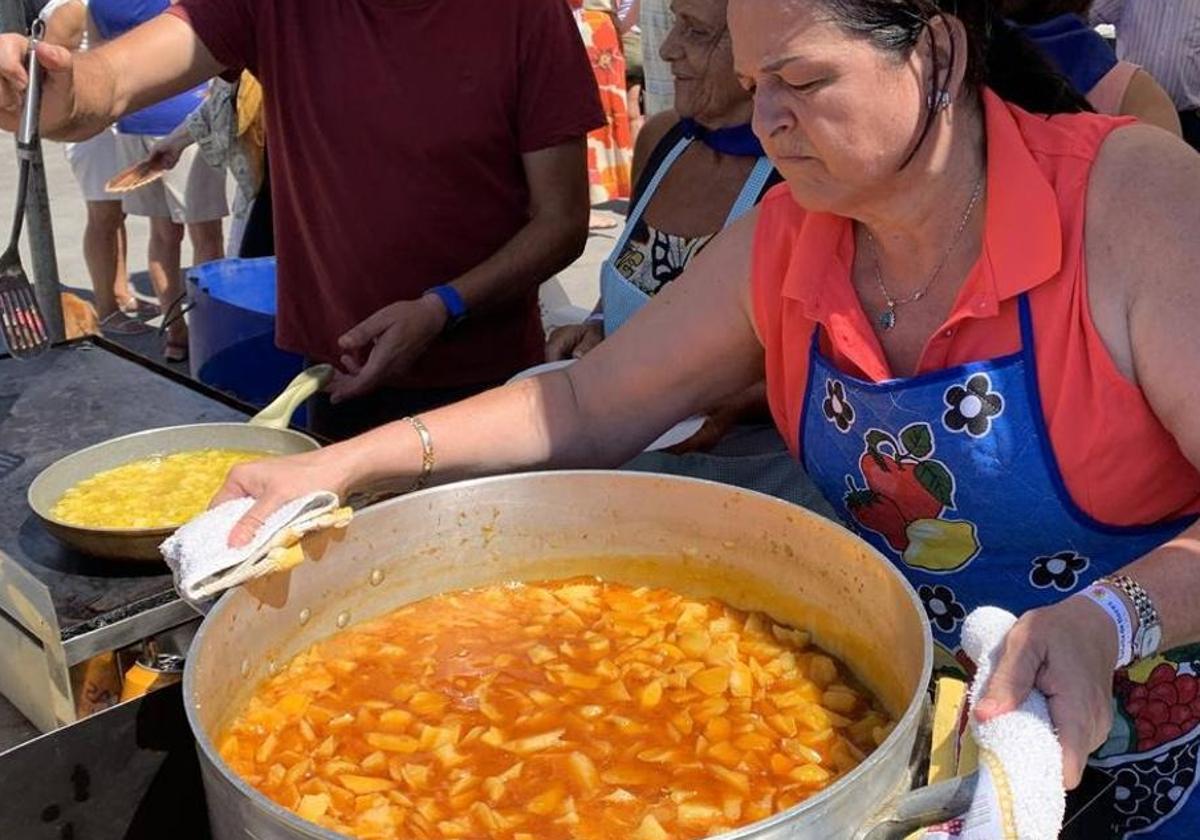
118, 296, 162, 319
163, 338, 189, 363
100, 311, 154, 336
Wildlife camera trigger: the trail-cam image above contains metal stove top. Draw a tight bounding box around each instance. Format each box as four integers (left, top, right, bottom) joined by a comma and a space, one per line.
0, 338, 258, 729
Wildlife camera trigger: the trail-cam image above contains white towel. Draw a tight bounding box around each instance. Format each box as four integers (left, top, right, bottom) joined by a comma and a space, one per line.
924, 607, 1065, 839
160, 491, 351, 607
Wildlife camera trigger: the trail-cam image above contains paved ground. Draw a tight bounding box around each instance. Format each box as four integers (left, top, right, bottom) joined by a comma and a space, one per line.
0, 136, 615, 363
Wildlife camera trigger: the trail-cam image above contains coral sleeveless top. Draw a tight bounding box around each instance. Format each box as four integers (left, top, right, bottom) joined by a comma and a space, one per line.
751, 89, 1200, 526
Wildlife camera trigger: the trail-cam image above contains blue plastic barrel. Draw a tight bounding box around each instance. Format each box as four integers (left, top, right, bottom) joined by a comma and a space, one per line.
186, 258, 305, 416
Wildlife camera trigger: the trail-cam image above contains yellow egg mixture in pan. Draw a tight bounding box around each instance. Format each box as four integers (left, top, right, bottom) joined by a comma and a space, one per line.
52, 448, 264, 529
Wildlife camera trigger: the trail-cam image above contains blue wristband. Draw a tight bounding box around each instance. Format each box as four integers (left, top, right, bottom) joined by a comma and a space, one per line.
425, 285, 468, 330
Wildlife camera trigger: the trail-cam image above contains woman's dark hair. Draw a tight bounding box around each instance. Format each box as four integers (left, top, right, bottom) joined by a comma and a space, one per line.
819, 0, 1092, 162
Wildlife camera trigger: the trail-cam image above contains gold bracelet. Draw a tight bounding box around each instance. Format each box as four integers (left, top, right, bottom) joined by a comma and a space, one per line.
404, 415, 434, 493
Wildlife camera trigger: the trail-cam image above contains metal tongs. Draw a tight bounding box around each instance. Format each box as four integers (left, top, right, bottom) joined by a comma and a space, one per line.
0, 20, 50, 359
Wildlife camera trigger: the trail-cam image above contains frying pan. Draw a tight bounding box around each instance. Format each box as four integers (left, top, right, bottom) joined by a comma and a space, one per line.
26, 365, 331, 562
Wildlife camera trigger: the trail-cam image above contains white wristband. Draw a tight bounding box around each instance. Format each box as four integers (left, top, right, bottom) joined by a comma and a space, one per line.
1080, 584, 1135, 669
584, 312, 605, 325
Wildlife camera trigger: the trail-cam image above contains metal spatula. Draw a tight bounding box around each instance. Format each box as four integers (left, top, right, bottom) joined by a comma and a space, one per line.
0, 22, 48, 359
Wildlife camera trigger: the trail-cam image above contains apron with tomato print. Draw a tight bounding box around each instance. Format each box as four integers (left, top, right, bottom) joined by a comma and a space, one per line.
799, 295, 1200, 838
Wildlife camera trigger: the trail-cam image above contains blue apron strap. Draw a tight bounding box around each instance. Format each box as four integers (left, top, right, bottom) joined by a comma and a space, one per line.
1017, 293, 1035, 353
610, 135, 693, 257
723, 156, 775, 227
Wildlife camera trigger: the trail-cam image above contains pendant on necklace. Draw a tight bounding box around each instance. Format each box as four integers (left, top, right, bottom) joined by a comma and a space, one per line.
878, 307, 897, 331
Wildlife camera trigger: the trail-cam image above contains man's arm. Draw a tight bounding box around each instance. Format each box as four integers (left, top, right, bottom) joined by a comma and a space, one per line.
0, 13, 223, 140
328, 139, 591, 402
448, 139, 589, 312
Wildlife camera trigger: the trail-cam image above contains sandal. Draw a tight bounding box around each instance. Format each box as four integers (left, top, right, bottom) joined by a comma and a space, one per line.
118, 296, 161, 319
100, 311, 154, 336
163, 335, 189, 363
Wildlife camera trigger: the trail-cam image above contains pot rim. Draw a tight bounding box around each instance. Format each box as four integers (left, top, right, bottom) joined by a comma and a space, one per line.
183, 470, 934, 838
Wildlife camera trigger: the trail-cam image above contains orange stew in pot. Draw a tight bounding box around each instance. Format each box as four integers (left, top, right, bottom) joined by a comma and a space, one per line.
218, 578, 894, 839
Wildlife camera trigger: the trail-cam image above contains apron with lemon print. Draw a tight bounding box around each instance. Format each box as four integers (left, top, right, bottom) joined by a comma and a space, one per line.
798, 295, 1200, 837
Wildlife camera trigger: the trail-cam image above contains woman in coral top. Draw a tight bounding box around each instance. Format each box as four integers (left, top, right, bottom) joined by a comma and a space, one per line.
219, 0, 1200, 833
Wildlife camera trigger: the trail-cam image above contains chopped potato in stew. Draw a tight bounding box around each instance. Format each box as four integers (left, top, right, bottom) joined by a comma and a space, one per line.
219, 578, 894, 839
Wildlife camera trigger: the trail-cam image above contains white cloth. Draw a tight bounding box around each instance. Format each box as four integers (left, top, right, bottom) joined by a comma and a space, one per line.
161, 491, 348, 607
927, 607, 1065, 839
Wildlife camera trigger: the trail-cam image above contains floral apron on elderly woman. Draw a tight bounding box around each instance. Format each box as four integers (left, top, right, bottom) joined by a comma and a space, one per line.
799, 296, 1200, 837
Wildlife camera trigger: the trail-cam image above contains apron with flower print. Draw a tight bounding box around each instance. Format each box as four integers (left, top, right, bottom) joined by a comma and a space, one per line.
601, 136, 774, 336
799, 295, 1200, 837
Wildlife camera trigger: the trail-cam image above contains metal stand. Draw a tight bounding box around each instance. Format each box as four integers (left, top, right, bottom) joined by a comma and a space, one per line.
0, 0, 67, 344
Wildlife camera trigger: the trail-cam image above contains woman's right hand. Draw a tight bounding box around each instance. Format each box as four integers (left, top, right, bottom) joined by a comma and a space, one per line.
546, 321, 604, 361
210, 448, 355, 548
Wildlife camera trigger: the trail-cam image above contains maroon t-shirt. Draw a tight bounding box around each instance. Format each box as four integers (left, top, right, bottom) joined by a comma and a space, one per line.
170, 0, 603, 388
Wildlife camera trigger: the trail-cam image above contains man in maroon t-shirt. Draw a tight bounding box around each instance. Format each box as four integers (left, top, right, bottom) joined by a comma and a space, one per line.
0, 0, 604, 438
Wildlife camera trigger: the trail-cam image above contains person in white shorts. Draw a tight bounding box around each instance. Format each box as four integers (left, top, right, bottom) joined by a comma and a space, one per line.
91, 0, 227, 362
112, 118, 227, 362
41, 0, 135, 324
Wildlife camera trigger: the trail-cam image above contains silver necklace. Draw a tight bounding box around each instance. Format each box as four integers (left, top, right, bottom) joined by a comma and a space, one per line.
864, 176, 985, 331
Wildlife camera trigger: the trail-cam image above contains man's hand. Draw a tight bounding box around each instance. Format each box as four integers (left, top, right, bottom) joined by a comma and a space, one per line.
0, 37, 76, 135
327, 295, 448, 403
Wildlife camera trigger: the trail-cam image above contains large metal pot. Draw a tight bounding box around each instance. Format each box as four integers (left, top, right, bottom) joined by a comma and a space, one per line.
185, 471, 944, 839
26, 365, 329, 561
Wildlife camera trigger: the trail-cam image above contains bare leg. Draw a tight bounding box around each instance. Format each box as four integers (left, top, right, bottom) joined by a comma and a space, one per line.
113, 221, 131, 308
81, 200, 126, 319
147, 216, 188, 353
187, 219, 225, 267
628, 84, 644, 143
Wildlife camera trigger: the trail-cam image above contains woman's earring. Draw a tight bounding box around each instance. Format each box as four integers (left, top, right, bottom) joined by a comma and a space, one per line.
934, 90, 952, 112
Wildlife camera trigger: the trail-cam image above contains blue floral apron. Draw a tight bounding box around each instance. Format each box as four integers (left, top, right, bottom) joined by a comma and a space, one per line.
799, 295, 1200, 837
601, 136, 774, 336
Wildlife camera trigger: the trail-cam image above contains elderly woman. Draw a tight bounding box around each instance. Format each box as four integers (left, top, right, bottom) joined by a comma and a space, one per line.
549, 0, 777, 357
547, 0, 831, 509
218, 0, 1200, 834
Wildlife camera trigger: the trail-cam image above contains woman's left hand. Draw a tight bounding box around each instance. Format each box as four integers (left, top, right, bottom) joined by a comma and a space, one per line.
974, 596, 1120, 788
668, 403, 740, 454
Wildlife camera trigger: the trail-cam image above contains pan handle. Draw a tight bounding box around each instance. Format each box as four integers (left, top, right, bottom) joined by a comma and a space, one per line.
854, 771, 979, 840
248, 364, 333, 430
